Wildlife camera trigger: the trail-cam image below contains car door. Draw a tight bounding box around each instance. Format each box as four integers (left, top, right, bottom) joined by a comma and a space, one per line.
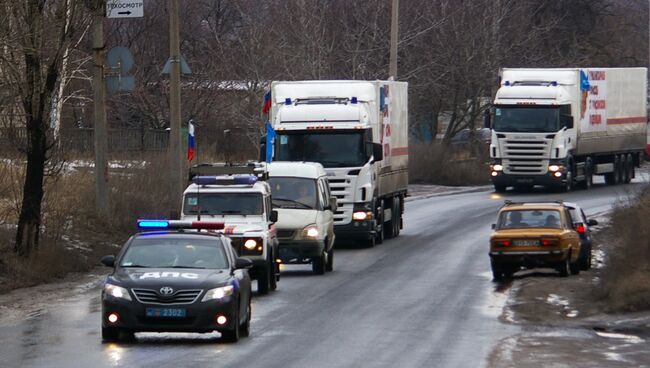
318, 177, 335, 248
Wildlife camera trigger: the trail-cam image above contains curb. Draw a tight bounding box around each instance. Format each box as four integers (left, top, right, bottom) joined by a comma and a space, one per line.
405, 185, 493, 202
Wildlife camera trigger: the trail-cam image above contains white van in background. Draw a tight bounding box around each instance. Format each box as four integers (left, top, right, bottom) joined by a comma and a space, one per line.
267, 162, 337, 274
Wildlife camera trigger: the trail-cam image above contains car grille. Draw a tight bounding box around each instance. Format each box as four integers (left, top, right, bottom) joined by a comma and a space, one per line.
277, 230, 296, 239
131, 288, 202, 305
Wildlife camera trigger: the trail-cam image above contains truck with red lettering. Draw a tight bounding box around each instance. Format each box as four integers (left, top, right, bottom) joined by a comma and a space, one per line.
488, 68, 647, 192
266, 81, 408, 247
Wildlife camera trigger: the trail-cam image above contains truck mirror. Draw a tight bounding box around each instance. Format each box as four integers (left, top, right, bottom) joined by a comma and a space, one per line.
561, 115, 574, 129
483, 109, 492, 129
328, 197, 338, 212
259, 136, 267, 162
270, 210, 278, 223
372, 143, 384, 162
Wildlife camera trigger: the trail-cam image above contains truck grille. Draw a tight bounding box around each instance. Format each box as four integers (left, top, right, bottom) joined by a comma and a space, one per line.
327, 178, 353, 225
131, 288, 202, 305
501, 139, 550, 175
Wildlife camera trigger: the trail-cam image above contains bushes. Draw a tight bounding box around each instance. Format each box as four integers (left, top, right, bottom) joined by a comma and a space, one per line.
600, 187, 650, 311
409, 142, 490, 186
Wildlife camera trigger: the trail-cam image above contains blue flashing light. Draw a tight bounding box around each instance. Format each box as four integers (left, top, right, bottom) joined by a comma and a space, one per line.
351, 97, 358, 104
233, 175, 257, 185
138, 220, 170, 229
551, 81, 558, 86
504, 80, 510, 86
284, 98, 292, 105
193, 176, 219, 185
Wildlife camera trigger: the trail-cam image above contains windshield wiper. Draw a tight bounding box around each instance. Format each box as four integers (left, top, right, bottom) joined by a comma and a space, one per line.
170, 266, 207, 269
220, 210, 242, 214
121, 264, 150, 268
273, 198, 313, 209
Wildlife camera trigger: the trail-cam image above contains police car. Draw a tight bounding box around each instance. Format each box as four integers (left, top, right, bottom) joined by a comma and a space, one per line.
100, 220, 253, 343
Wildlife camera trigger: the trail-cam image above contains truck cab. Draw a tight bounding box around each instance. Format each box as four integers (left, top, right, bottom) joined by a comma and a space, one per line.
267, 162, 336, 274
181, 164, 280, 294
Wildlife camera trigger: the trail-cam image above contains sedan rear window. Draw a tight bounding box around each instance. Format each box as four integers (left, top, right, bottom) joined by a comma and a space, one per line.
120, 237, 228, 269
497, 210, 562, 229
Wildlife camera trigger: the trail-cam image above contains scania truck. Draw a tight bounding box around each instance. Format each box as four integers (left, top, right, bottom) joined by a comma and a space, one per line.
489, 68, 647, 192
266, 80, 408, 247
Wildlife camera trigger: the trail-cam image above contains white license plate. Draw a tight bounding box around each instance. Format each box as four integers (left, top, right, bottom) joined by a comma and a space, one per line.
513, 239, 540, 246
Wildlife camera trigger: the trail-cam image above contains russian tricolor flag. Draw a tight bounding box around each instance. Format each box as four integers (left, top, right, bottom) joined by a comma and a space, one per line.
187, 120, 195, 161
262, 89, 271, 114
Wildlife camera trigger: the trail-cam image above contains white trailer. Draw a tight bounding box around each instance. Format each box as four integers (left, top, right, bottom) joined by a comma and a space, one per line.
489, 68, 647, 192
267, 80, 408, 247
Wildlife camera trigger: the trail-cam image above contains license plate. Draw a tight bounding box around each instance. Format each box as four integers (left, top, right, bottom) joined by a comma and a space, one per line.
515, 178, 534, 183
513, 239, 540, 246
145, 308, 187, 318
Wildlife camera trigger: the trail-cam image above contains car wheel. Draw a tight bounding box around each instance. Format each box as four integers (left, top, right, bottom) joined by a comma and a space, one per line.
494, 184, 507, 193
312, 252, 326, 275
102, 327, 120, 342
491, 260, 507, 281
569, 259, 580, 275
269, 259, 277, 291
239, 300, 251, 338
580, 244, 592, 271
325, 244, 334, 272
257, 265, 270, 295
557, 256, 570, 277
221, 311, 240, 343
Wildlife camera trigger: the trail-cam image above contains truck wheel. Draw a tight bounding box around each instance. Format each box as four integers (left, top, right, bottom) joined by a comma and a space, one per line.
393, 198, 401, 237
494, 184, 507, 193
362, 236, 375, 248
560, 163, 573, 192
623, 154, 633, 184
605, 156, 619, 185
581, 158, 593, 189
257, 266, 270, 295
102, 327, 120, 342
312, 252, 326, 275
383, 199, 395, 240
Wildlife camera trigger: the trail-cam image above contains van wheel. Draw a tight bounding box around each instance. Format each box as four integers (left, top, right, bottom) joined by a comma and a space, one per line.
312, 252, 326, 275
269, 259, 277, 291
325, 245, 334, 272
102, 327, 120, 342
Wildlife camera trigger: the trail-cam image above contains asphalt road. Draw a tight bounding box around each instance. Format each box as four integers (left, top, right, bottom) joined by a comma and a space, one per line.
0, 173, 647, 368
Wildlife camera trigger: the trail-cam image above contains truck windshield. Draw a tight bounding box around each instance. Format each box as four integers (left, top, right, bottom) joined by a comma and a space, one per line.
183, 193, 263, 216
493, 106, 560, 133
275, 131, 367, 168
268, 177, 318, 209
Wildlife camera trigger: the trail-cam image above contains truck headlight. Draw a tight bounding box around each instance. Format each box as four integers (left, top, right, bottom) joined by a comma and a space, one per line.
302, 225, 319, 238
353, 211, 373, 221
548, 165, 563, 172
491, 164, 503, 172
104, 283, 132, 301
202, 285, 234, 301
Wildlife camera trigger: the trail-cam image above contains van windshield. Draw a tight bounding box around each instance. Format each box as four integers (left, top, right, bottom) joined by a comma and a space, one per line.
268, 177, 318, 209
183, 193, 263, 215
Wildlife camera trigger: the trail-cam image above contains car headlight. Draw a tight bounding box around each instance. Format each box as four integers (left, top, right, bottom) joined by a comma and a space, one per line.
244, 239, 257, 250
104, 283, 132, 301
302, 225, 319, 238
202, 285, 234, 302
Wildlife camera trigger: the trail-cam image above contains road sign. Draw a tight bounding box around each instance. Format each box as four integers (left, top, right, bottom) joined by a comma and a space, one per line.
106, 46, 136, 93
106, 0, 144, 18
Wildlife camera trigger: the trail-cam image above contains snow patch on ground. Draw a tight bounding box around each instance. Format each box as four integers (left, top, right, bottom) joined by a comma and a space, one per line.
595, 331, 645, 344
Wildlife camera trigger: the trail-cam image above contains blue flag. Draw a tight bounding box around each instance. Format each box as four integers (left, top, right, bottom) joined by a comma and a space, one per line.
580, 70, 591, 91
265, 121, 276, 162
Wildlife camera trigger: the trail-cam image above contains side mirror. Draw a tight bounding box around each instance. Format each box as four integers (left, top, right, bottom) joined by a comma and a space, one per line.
270, 210, 278, 223
587, 219, 598, 226
491, 224, 496, 230
372, 143, 384, 162
329, 197, 338, 212
483, 109, 492, 129
234, 257, 254, 270
100, 255, 115, 268
259, 139, 267, 162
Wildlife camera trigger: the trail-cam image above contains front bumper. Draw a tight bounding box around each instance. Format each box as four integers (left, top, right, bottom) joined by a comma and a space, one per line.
278, 239, 326, 263
334, 220, 375, 240
102, 295, 238, 333
490, 171, 568, 187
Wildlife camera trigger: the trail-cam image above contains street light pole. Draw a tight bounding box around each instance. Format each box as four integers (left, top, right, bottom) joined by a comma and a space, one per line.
168, 0, 183, 216
92, 0, 109, 216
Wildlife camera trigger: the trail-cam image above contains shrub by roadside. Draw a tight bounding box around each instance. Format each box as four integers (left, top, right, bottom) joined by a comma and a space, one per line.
409, 142, 490, 186
600, 186, 650, 311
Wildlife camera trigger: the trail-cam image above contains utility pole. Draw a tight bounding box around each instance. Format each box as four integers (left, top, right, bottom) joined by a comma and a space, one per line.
389, 0, 399, 79
92, 0, 109, 216
168, 0, 183, 216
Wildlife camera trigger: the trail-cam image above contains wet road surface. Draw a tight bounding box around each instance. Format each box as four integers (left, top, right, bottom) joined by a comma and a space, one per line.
0, 174, 646, 368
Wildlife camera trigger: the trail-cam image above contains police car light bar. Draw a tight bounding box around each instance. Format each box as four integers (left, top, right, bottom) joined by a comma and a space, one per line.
137, 219, 225, 230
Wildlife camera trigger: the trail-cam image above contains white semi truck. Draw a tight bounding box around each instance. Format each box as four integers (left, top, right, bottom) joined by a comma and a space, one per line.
266, 80, 408, 247
489, 68, 647, 192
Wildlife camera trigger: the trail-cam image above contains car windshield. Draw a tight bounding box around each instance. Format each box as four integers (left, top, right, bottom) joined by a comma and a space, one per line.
183, 192, 263, 215
493, 106, 560, 133
269, 177, 318, 209
497, 209, 562, 229
275, 131, 368, 168
120, 237, 229, 269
